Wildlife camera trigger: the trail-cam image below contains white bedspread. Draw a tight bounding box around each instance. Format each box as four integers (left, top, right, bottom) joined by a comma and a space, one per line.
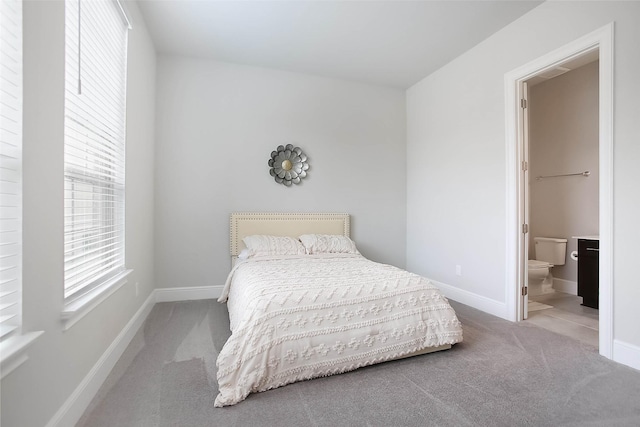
215, 254, 463, 407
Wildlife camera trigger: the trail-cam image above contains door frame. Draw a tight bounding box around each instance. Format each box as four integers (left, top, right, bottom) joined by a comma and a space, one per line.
504, 23, 614, 359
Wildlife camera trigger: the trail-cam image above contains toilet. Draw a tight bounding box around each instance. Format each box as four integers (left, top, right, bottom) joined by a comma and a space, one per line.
528, 237, 567, 296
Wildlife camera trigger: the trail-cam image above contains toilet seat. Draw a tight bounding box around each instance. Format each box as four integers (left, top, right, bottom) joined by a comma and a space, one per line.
528, 259, 551, 269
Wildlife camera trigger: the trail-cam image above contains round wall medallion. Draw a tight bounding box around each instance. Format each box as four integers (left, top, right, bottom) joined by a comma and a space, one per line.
268, 144, 309, 186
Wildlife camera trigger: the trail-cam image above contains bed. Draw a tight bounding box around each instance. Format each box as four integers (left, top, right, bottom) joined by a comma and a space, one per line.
214, 213, 463, 407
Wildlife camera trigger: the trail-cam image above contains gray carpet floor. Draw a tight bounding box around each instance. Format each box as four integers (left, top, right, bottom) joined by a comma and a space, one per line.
77, 299, 640, 427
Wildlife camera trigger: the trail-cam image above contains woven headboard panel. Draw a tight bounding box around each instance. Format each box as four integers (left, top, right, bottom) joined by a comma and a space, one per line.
230, 212, 350, 256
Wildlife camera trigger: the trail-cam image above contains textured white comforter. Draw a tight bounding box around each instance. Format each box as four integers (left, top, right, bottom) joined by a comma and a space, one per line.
215, 254, 463, 407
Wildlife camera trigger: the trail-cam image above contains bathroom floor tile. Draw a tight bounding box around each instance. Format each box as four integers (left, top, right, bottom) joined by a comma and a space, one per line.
526, 291, 599, 348
530, 292, 599, 320
528, 301, 553, 312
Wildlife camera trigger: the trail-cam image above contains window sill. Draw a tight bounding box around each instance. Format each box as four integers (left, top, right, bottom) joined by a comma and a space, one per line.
0, 331, 44, 379
62, 269, 133, 331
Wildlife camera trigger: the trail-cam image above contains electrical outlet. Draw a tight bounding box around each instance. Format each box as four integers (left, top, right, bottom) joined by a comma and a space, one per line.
455, 265, 462, 276
135, 282, 139, 296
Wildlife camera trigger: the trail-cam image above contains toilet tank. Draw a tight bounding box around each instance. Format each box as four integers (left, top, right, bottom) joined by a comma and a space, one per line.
534, 237, 567, 265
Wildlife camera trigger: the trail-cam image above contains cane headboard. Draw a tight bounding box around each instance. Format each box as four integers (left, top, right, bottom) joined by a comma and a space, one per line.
230, 212, 350, 257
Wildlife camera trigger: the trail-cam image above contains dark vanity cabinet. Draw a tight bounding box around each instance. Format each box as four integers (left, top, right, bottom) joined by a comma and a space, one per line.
577, 239, 599, 309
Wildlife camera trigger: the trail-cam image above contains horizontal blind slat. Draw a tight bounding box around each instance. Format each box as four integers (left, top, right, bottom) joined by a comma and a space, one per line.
65, 261, 123, 292
65, 265, 122, 298
64, 239, 122, 264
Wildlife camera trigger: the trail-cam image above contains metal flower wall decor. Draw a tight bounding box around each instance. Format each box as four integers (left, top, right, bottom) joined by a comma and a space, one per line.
268, 144, 309, 186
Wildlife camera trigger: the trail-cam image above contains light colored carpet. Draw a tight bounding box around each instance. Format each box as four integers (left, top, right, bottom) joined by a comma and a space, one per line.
77, 299, 640, 427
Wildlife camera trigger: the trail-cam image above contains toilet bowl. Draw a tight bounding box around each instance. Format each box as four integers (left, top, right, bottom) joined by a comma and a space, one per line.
527, 259, 553, 296
528, 237, 568, 297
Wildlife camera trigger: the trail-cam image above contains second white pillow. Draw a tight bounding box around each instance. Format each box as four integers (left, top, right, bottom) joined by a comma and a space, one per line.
299, 234, 359, 255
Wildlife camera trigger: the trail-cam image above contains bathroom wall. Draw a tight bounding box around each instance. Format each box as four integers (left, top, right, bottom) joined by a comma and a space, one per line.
528, 60, 599, 287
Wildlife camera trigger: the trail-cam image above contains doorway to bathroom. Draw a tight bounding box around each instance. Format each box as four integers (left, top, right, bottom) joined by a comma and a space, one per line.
523, 53, 600, 348
505, 24, 614, 359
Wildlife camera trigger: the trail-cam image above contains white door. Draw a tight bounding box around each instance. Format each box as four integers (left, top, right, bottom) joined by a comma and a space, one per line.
521, 81, 530, 319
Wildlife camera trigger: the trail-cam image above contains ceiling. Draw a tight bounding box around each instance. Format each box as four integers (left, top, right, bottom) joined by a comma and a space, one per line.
136, 0, 543, 89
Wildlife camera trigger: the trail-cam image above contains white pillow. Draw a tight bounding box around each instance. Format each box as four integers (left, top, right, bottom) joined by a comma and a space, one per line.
298, 234, 359, 255
242, 235, 306, 257
237, 248, 251, 260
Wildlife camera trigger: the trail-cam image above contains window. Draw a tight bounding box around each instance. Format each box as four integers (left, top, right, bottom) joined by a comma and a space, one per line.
64, 0, 130, 300
0, 0, 23, 339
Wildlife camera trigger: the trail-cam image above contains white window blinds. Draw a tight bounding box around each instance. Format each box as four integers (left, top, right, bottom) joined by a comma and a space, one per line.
64, 0, 129, 299
0, 0, 23, 339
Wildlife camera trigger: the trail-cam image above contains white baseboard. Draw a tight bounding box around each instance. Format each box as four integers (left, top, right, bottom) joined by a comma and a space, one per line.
154, 285, 224, 302
553, 278, 577, 295
46, 292, 156, 427
430, 280, 509, 320
613, 339, 640, 372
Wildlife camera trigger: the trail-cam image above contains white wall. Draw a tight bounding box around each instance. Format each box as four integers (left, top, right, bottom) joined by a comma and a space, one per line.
0, 2, 156, 426
529, 61, 599, 284
407, 1, 640, 357
154, 57, 407, 290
